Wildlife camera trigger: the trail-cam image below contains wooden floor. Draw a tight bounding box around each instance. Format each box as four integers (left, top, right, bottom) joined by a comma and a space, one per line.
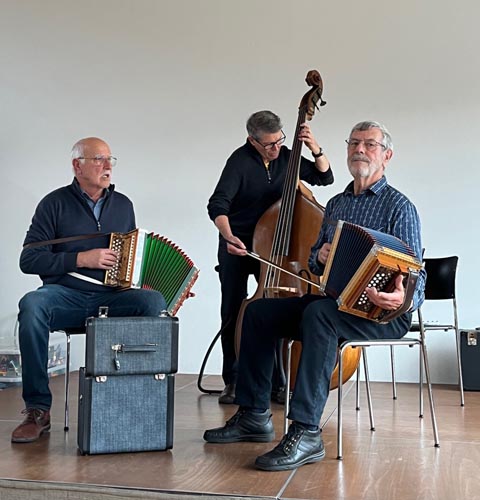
1, 372, 480, 500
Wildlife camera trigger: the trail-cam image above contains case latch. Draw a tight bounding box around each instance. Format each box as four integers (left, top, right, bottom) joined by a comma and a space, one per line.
98, 306, 109, 318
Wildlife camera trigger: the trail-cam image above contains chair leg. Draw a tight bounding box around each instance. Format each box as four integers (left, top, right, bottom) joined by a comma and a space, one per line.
362, 348, 375, 431
416, 309, 424, 417
284, 340, 294, 434
390, 345, 397, 399
355, 363, 361, 411
337, 346, 346, 460
420, 341, 440, 447
64, 334, 71, 431
338, 345, 377, 459
455, 328, 465, 406
453, 299, 465, 406
419, 342, 424, 418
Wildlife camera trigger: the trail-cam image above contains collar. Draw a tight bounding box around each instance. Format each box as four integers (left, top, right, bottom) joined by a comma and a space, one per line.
245, 139, 275, 164
71, 178, 114, 200
343, 176, 388, 196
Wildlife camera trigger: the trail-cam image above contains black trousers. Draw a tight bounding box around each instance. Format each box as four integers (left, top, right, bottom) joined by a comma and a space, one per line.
235, 294, 412, 426
217, 238, 259, 385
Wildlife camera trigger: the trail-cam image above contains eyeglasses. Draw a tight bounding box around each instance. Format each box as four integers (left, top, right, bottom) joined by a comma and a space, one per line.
345, 139, 386, 152
77, 156, 117, 167
253, 131, 286, 150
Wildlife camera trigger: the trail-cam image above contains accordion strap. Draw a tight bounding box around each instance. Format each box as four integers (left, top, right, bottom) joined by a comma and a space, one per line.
380, 268, 419, 324
23, 232, 110, 249
68, 271, 106, 286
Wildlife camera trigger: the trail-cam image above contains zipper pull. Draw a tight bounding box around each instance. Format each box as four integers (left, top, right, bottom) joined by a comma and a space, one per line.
112, 344, 121, 370
264, 162, 272, 183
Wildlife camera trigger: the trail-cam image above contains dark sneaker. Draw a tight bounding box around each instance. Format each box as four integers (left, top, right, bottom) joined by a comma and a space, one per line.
203, 409, 274, 443
255, 422, 325, 471
11, 408, 51, 443
218, 384, 236, 404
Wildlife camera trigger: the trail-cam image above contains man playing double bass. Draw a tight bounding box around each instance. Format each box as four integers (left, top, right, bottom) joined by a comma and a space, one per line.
207, 110, 334, 404
204, 120, 426, 471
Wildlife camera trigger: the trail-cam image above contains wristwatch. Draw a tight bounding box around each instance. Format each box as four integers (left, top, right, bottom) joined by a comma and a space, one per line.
312, 148, 323, 158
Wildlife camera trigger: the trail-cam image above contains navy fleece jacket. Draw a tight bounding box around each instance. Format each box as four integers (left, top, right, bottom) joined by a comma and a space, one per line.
20, 179, 136, 292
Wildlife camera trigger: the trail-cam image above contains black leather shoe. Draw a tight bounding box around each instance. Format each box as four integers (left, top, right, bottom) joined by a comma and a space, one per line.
218, 383, 236, 404
255, 422, 325, 471
203, 409, 275, 443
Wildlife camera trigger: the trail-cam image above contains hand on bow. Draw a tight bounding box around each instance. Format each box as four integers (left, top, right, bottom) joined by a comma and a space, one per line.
226, 236, 247, 256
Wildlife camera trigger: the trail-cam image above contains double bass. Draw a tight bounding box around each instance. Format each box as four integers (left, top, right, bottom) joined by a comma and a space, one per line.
234, 70, 360, 391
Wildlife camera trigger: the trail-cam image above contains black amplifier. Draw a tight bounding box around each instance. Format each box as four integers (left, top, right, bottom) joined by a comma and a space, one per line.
460, 328, 480, 391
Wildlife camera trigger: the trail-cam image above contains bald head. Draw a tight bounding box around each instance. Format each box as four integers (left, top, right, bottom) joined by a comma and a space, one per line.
71, 137, 110, 160
71, 137, 114, 201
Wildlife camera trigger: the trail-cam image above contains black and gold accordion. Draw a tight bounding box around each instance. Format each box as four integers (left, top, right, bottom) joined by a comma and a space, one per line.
104, 229, 199, 316
320, 221, 422, 323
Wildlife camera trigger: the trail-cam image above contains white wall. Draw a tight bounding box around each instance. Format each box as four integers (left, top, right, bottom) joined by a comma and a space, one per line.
1, 0, 479, 385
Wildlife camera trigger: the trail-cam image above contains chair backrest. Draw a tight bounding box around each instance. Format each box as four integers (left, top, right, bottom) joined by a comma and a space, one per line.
423, 256, 458, 300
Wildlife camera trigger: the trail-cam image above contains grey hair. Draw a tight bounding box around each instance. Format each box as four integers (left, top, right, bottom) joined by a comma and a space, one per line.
71, 140, 85, 160
349, 121, 394, 151
246, 110, 283, 139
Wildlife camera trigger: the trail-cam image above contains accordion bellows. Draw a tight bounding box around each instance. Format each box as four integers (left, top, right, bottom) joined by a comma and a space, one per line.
320, 221, 422, 323
104, 229, 199, 316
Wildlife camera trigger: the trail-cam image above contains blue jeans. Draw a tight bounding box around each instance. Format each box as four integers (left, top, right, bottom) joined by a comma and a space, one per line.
235, 295, 412, 426
18, 284, 166, 410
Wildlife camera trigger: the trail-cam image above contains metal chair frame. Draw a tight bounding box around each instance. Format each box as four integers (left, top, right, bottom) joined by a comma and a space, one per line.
283, 319, 440, 459
337, 333, 440, 459
284, 340, 376, 435
60, 327, 85, 431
